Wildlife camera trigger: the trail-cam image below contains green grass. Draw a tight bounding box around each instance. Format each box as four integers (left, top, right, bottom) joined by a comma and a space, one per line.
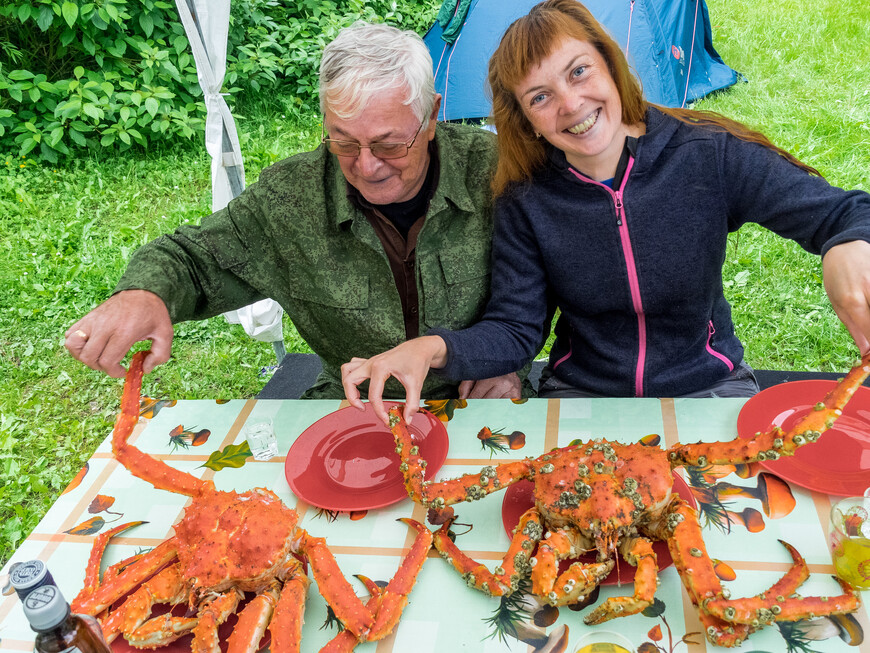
1, 0, 868, 568
699, 0, 869, 370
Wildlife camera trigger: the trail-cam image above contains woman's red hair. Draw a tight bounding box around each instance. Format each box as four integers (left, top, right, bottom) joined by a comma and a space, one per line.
487, 0, 819, 196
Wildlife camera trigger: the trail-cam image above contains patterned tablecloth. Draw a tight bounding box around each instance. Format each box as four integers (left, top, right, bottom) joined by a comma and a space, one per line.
1, 396, 868, 653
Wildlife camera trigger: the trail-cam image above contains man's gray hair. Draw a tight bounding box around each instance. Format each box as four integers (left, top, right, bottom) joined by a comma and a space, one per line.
319, 21, 436, 122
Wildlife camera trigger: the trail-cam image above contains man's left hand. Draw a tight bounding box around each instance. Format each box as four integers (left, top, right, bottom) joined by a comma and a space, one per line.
458, 373, 522, 399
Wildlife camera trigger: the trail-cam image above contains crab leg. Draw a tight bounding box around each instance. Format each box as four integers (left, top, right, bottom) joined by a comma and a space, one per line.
98, 562, 195, 647
103, 550, 148, 584
366, 518, 433, 640
433, 510, 543, 597
320, 576, 383, 653
227, 584, 280, 653
72, 520, 146, 613
650, 498, 750, 647
73, 537, 179, 616
268, 560, 310, 653
669, 353, 870, 467
583, 536, 657, 623
299, 531, 376, 638
124, 612, 199, 649
114, 351, 212, 497
704, 541, 859, 625
389, 405, 532, 508
532, 528, 614, 605
191, 589, 242, 653
299, 519, 431, 643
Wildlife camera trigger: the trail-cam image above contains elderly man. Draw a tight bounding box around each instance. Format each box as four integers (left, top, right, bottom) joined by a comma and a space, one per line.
65, 21, 526, 401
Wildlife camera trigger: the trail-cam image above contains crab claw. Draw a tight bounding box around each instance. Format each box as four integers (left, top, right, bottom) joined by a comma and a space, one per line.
668, 353, 870, 467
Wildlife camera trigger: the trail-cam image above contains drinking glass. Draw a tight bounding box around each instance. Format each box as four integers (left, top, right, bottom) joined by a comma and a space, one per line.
245, 417, 278, 461
572, 630, 635, 653
829, 488, 870, 589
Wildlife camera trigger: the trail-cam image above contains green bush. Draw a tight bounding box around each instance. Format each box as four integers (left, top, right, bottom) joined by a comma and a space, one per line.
0, 0, 439, 163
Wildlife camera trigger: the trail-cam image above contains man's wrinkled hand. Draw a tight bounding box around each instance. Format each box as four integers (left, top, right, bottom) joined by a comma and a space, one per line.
65, 289, 174, 377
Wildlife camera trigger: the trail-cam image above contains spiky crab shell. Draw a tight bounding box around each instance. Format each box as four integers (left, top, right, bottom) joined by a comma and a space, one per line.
532, 441, 673, 537
173, 487, 300, 597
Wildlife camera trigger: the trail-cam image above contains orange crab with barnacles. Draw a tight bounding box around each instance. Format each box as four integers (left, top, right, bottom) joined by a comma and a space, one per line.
72, 351, 432, 653
388, 354, 870, 648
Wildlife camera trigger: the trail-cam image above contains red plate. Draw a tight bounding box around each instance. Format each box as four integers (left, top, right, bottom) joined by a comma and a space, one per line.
285, 403, 448, 511
501, 472, 696, 585
737, 380, 870, 497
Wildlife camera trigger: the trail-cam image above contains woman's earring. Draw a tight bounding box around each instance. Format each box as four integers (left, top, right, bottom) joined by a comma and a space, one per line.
534, 131, 541, 138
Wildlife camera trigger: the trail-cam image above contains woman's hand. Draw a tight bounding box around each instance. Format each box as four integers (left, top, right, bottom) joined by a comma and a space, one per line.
341, 336, 448, 425
823, 240, 870, 355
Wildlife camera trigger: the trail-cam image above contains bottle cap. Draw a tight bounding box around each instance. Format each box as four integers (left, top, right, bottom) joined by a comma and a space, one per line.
22, 585, 70, 632
9, 560, 56, 600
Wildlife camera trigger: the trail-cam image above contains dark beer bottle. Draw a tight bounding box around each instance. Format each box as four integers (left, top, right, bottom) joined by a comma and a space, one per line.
21, 584, 111, 653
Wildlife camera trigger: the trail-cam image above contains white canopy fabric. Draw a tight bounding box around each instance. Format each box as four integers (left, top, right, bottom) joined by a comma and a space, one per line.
175, 0, 285, 348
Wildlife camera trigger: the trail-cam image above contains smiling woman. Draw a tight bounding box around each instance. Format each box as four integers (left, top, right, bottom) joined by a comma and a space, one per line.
342, 0, 870, 419
513, 38, 644, 182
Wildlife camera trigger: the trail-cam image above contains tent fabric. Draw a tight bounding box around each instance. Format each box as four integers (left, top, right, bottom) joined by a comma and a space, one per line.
436, 0, 474, 44
425, 0, 740, 121
176, 0, 284, 346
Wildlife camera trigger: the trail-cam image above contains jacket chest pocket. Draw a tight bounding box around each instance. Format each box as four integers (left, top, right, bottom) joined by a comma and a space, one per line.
424, 249, 491, 329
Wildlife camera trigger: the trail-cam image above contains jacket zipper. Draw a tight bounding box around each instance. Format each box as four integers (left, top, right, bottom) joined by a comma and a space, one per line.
568, 158, 646, 396
706, 321, 734, 371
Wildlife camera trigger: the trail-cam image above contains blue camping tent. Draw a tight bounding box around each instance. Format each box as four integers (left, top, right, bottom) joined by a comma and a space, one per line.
425, 0, 739, 121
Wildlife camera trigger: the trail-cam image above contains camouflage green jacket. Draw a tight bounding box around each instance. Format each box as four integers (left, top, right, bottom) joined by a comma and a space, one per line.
115, 122, 501, 399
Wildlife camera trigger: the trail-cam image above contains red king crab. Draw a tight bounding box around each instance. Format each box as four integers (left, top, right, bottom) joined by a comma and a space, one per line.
387, 354, 870, 647
71, 351, 432, 653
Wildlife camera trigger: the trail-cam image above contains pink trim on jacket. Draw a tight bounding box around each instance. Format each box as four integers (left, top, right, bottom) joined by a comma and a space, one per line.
706, 321, 734, 371
569, 158, 647, 395
552, 347, 573, 370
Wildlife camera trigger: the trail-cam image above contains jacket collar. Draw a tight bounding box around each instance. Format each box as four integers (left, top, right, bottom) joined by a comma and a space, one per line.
546, 105, 678, 180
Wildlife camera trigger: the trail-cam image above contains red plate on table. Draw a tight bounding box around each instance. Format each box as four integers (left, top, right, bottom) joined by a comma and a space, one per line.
736, 380, 870, 497
285, 403, 448, 511
501, 471, 695, 585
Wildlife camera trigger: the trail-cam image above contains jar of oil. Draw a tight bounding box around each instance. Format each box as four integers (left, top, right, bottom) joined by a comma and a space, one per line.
572, 631, 635, 653
829, 489, 870, 589
575, 644, 633, 653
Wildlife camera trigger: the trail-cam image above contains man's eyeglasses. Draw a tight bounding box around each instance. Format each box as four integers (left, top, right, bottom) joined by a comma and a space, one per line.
321, 118, 425, 159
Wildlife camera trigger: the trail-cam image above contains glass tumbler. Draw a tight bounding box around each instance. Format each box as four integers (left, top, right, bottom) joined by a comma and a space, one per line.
828, 487, 870, 589
245, 417, 278, 461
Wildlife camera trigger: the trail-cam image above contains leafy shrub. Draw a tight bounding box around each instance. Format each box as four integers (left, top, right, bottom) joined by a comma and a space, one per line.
0, 0, 439, 163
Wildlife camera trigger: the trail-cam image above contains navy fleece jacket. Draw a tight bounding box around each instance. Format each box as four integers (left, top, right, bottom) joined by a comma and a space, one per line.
432, 107, 870, 397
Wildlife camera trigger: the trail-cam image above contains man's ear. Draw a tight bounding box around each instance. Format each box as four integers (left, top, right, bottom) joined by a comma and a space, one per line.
426, 94, 442, 141
430, 94, 442, 122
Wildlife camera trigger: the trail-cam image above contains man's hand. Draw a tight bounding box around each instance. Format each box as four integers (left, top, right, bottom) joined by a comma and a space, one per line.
458, 373, 522, 399
65, 289, 174, 377
823, 240, 870, 355
342, 336, 448, 425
